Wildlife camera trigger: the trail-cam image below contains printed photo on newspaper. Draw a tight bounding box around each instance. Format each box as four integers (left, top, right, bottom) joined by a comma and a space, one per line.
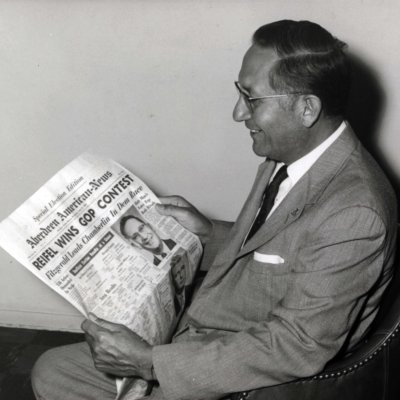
0, 153, 203, 399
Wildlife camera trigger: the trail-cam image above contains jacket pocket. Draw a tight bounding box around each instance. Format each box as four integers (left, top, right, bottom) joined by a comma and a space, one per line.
248, 257, 289, 275
239, 258, 290, 321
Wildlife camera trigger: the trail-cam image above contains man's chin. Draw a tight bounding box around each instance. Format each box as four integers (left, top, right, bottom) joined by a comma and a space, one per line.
252, 143, 269, 158
148, 243, 163, 253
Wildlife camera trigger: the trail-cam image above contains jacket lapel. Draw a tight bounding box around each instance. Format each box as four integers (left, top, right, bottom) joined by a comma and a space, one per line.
238, 179, 308, 257
239, 124, 359, 257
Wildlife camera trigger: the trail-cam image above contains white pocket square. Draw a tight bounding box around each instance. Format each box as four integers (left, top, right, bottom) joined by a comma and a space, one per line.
253, 252, 285, 264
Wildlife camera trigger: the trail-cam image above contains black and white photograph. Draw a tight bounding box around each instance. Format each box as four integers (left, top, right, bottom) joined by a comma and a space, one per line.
0, 1, 399, 399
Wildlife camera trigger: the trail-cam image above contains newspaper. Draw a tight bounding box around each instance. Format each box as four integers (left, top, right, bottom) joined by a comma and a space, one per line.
0, 153, 203, 399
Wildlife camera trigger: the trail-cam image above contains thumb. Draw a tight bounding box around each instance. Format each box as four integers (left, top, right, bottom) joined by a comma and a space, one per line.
155, 203, 182, 217
88, 313, 117, 330
88, 312, 100, 323
158, 195, 191, 208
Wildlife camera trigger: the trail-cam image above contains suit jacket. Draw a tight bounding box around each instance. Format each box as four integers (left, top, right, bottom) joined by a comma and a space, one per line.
153, 239, 176, 266
153, 125, 397, 400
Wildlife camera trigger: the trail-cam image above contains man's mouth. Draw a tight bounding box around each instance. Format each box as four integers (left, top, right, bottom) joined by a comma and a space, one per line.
143, 234, 152, 245
250, 129, 262, 137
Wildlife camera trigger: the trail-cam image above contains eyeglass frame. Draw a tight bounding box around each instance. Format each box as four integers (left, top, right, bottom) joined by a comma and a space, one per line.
234, 81, 304, 111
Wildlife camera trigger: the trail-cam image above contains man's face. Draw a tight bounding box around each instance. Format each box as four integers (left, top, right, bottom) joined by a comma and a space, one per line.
171, 256, 186, 290
233, 45, 307, 164
123, 218, 162, 252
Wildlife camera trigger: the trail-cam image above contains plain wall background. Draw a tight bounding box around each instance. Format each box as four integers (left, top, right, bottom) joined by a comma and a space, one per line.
0, 0, 399, 331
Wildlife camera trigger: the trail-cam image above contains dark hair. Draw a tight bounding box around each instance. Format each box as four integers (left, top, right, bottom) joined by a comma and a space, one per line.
119, 215, 143, 238
253, 20, 350, 117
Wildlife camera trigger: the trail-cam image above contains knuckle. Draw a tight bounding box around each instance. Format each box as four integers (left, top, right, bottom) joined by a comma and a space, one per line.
97, 332, 106, 342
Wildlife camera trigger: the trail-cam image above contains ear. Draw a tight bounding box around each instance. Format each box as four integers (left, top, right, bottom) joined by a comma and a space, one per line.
299, 95, 322, 127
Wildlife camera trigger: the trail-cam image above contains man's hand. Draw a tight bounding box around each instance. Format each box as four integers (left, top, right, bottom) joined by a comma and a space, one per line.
156, 196, 212, 244
81, 314, 154, 380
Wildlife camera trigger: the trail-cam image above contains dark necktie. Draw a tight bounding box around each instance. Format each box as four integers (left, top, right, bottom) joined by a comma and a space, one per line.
246, 165, 288, 242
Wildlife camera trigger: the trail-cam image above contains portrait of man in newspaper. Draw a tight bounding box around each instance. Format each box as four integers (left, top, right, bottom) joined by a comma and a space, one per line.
169, 250, 192, 316
116, 207, 176, 266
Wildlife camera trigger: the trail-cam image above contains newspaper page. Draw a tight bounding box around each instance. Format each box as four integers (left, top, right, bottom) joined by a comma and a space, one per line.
0, 153, 203, 399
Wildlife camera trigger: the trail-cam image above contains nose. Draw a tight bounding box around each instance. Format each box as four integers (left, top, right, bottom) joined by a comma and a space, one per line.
138, 232, 146, 241
233, 96, 251, 122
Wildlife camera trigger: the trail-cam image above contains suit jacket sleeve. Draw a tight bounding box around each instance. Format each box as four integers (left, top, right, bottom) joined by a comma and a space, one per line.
153, 206, 394, 400
198, 219, 233, 272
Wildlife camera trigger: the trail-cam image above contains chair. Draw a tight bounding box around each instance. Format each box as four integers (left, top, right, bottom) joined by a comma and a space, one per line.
233, 238, 400, 400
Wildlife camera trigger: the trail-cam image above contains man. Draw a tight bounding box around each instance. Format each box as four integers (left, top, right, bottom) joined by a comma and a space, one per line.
119, 215, 176, 266
32, 20, 397, 400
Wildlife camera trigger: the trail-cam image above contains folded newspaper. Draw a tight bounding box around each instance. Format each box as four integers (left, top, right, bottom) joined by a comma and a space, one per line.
0, 153, 203, 399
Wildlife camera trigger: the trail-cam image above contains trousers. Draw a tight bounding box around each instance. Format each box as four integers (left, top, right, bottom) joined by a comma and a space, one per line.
31, 341, 166, 400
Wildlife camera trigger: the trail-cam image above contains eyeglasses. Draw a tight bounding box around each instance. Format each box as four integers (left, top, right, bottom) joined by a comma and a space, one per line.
234, 81, 303, 112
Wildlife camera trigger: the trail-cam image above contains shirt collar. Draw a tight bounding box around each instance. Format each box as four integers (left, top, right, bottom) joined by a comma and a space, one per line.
284, 120, 346, 186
